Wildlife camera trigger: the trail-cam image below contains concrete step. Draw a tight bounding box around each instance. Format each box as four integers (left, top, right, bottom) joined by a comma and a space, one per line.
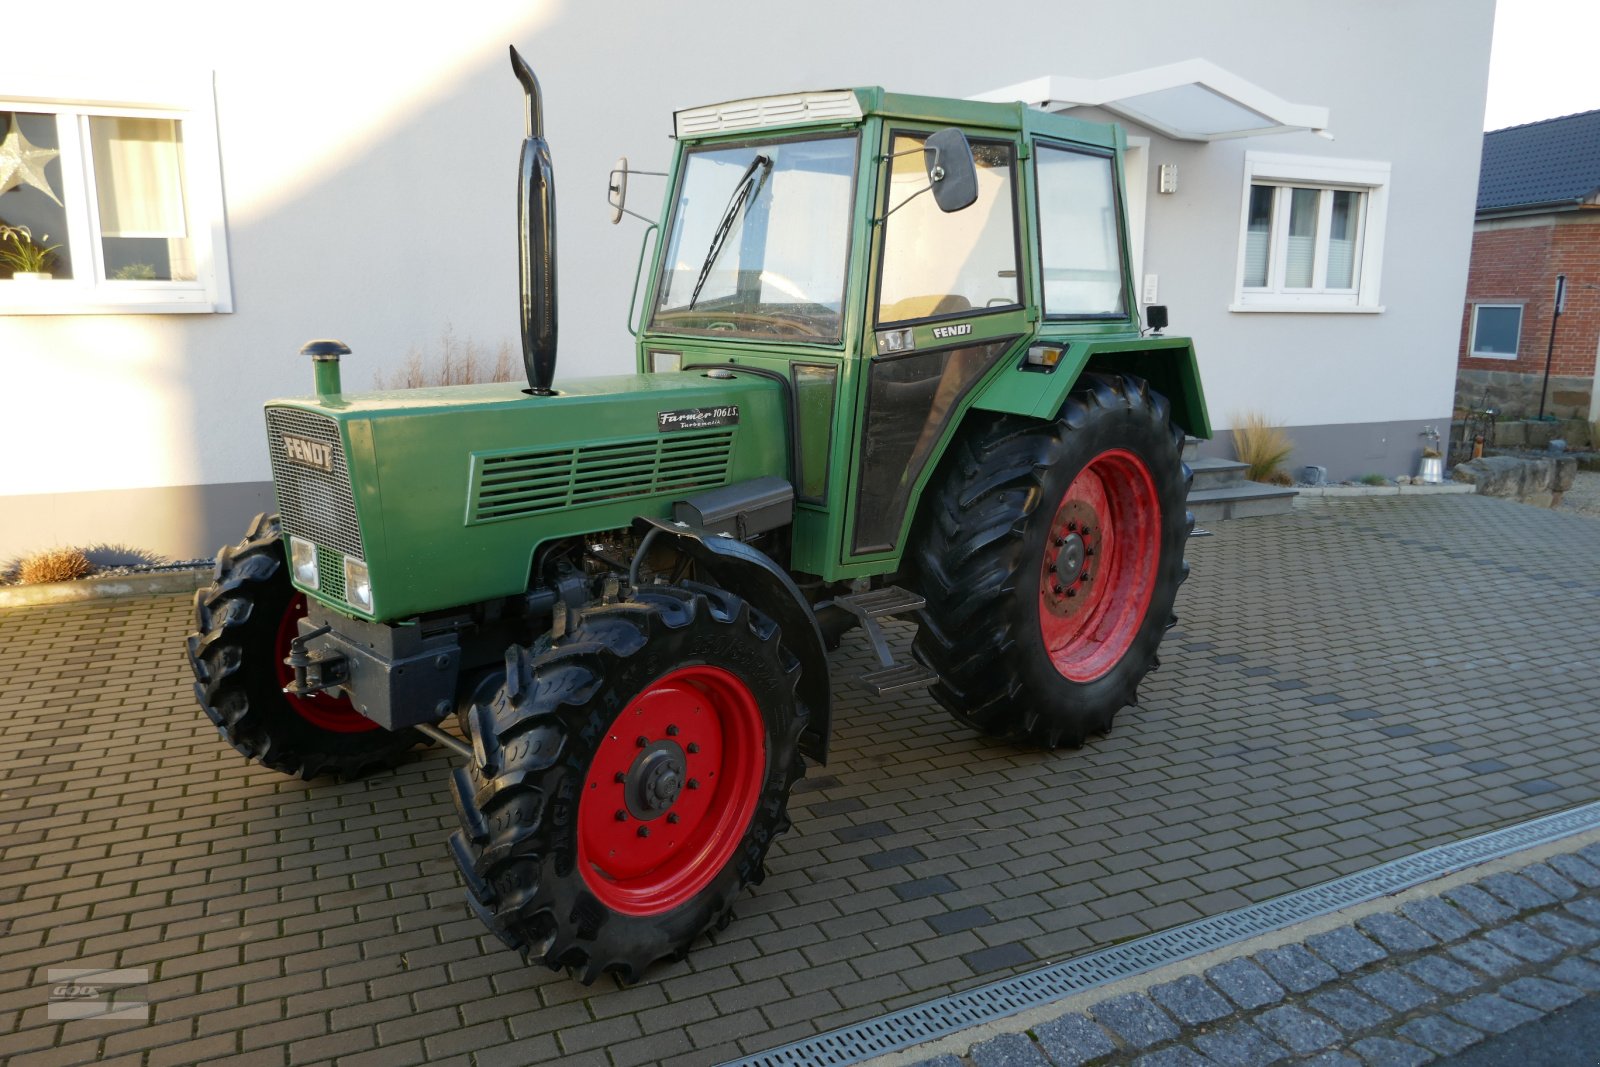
1182, 435, 1203, 462
1185, 482, 1298, 522
1188, 456, 1249, 492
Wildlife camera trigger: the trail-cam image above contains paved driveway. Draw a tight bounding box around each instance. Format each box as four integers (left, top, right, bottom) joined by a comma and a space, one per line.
2, 495, 1598, 1067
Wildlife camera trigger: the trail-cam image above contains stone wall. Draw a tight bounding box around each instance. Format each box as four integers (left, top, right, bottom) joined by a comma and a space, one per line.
1454, 368, 1593, 421
1451, 453, 1578, 506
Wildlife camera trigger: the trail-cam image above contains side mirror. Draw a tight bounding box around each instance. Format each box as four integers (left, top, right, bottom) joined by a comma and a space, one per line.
1145, 304, 1169, 334
924, 128, 977, 213
607, 156, 629, 225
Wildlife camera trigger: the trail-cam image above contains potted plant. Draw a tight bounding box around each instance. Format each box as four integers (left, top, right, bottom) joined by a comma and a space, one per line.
0, 223, 60, 280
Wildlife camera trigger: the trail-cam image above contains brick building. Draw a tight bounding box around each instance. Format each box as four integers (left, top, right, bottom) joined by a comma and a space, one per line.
1458, 108, 1600, 423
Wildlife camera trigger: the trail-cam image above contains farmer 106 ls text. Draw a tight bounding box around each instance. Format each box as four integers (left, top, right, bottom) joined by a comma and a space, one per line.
187, 47, 1210, 982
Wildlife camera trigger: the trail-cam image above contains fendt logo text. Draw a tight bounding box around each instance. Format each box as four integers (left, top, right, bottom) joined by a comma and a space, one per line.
282, 434, 335, 472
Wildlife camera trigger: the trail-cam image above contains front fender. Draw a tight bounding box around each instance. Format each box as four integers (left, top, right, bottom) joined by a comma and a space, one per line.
633, 517, 831, 763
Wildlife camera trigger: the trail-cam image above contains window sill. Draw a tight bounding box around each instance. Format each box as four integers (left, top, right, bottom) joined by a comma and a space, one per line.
1228, 303, 1384, 315
0, 286, 230, 315
1465, 352, 1518, 360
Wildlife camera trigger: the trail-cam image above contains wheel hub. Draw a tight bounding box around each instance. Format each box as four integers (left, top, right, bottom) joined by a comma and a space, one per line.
626, 740, 686, 820
1041, 499, 1099, 617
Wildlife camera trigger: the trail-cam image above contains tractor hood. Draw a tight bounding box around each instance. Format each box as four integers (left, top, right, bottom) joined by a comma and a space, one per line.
262, 371, 787, 621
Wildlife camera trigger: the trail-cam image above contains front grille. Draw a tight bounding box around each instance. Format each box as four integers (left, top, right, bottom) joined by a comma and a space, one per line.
468, 429, 735, 524
315, 544, 346, 602
265, 407, 365, 561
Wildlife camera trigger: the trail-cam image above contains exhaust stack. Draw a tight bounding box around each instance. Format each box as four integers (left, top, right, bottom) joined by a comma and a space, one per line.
511, 46, 557, 396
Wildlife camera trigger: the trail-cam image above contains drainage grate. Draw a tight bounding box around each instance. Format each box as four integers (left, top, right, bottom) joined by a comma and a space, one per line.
725, 800, 1600, 1067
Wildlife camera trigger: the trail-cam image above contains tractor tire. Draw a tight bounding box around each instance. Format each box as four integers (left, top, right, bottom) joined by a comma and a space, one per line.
187, 512, 425, 780
908, 372, 1192, 748
449, 582, 808, 984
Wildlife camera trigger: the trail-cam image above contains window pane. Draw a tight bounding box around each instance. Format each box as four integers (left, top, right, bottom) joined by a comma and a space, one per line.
1326, 189, 1360, 289
1036, 147, 1125, 316
0, 111, 72, 279
652, 136, 854, 341
1243, 185, 1273, 288
89, 116, 195, 281
878, 135, 1018, 323
1473, 306, 1522, 357
1285, 187, 1318, 288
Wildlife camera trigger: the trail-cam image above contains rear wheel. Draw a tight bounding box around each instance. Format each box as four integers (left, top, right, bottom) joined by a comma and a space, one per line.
187, 513, 425, 779
449, 582, 808, 983
908, 372, 1192, 747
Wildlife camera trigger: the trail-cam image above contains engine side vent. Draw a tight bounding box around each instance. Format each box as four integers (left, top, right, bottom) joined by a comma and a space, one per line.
468, 429, 735, 524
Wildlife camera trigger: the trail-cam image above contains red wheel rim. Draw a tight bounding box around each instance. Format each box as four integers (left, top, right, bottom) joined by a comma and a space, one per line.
577, 665, 767, 916
1038, 448, 1161, 682
273, 593, 378, 733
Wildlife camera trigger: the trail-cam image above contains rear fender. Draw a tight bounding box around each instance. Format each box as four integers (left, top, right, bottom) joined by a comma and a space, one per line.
632, 517, 830, 763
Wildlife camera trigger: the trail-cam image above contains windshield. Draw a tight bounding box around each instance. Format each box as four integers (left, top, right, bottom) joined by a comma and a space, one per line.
652, 133, 857, 343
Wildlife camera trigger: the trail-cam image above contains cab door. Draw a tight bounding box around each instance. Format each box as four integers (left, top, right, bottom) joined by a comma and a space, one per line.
843, 125, 1034, 560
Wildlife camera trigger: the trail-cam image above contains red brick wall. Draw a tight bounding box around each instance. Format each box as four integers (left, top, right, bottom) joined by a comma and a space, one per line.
1458, 214, 1600, 379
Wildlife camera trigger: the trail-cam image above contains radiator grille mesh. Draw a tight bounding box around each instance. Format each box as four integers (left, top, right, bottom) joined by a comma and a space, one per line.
469, 429, 735, 524
264, 408, 365, 561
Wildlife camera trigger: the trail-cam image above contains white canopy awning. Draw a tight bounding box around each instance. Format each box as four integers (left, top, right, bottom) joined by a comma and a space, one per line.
972, 59, 1331, 141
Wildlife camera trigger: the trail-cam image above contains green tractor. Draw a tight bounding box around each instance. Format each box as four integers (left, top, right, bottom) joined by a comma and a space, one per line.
187, 48, 1208, 983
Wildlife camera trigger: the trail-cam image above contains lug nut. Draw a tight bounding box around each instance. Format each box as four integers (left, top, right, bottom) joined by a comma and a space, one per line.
637, 826, 650, 838
687, 778, 700, 790
636, 735, 649, 748
614, 771, 626, 783
1066, 589, 1077, 598
687, 743, 700, 754
667, 813, 680, 824
615, 809, 628, 821
666, 724, 679, 736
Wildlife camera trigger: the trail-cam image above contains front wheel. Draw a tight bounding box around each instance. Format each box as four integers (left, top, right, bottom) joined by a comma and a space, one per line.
908, 372, 1193, 747
448, 582, 808, 983
186, 512, 425, 779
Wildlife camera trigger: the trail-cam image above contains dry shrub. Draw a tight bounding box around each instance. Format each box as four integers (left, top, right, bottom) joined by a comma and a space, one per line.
1230, 411, 1295, 482
1264, 469, 1294, 487
373, 328, 518, 390
17, 547, 94, 584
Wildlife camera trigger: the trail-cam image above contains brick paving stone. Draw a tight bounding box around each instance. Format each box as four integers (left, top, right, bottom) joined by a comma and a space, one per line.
970, 1032, 1052, 1067
1034, 1013, 1119, 1066
1354, 970, 1437, 1012
1255, 1005, 1342, 1054
1307, 987, 1393, 1030
1443, 886, 1517, 925
1403, 955, 1482, 995
1304, 927, 1387, 973
908, 1057, 966, 1067
1088, 992, 1180, 1050
1349, 1036, 1434, 1067
1190, 1021, 1289, 1067
1518, 863, 1579, 900
1255, 944, 1338, 994
1497, 975, 1583, 1012
1396, 1015, 1486, 1055
1476, 873, 1557, 912
1549, 956, 1600, 991
1398, 899, 1479, 943
1547, 853, 1600, 888
1527, 910, 1600, 947
1300, 1055, 1361, 1067
1355, 913, 1436, 953
1131, 1048, 1211, 1067
1482, 922, 1564, 963
1148, 975, 1231, 1025
1447, 939, 1523, 978
1206, 958, 1286, 1009
1566, 897, 1600, 924
1444, 993, 1542, 1034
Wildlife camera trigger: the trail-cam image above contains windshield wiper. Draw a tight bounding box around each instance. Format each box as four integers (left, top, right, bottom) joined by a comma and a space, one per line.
687, 154, 772, 310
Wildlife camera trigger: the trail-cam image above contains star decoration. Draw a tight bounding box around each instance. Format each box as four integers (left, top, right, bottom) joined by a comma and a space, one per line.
0, 116, 64, 207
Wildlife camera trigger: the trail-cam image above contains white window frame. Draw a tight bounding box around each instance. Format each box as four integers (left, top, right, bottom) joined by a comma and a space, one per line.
1468, 303, 1524, 359
0, 69, 231, 315
1231, 151, 1389, 314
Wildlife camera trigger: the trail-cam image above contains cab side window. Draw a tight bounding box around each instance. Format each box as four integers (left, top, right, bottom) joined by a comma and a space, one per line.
876, 134, 1019, 325
1036, 145, 1126, 318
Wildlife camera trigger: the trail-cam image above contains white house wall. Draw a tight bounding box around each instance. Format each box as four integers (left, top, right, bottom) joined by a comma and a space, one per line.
0, 0, 1495, 560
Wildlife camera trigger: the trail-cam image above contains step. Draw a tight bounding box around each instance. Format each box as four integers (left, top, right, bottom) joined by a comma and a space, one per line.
858, 661, 939, 696
834, 585, 926, 621
1185, 482, 1298, 522
1182, 435, 1203, 462
1188, 456, 1249, 492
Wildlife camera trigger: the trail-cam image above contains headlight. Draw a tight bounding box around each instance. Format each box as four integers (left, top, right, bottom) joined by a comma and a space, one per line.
343, 556, 373, 613
649, 349, 682, 373
288, 536, 318, 590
